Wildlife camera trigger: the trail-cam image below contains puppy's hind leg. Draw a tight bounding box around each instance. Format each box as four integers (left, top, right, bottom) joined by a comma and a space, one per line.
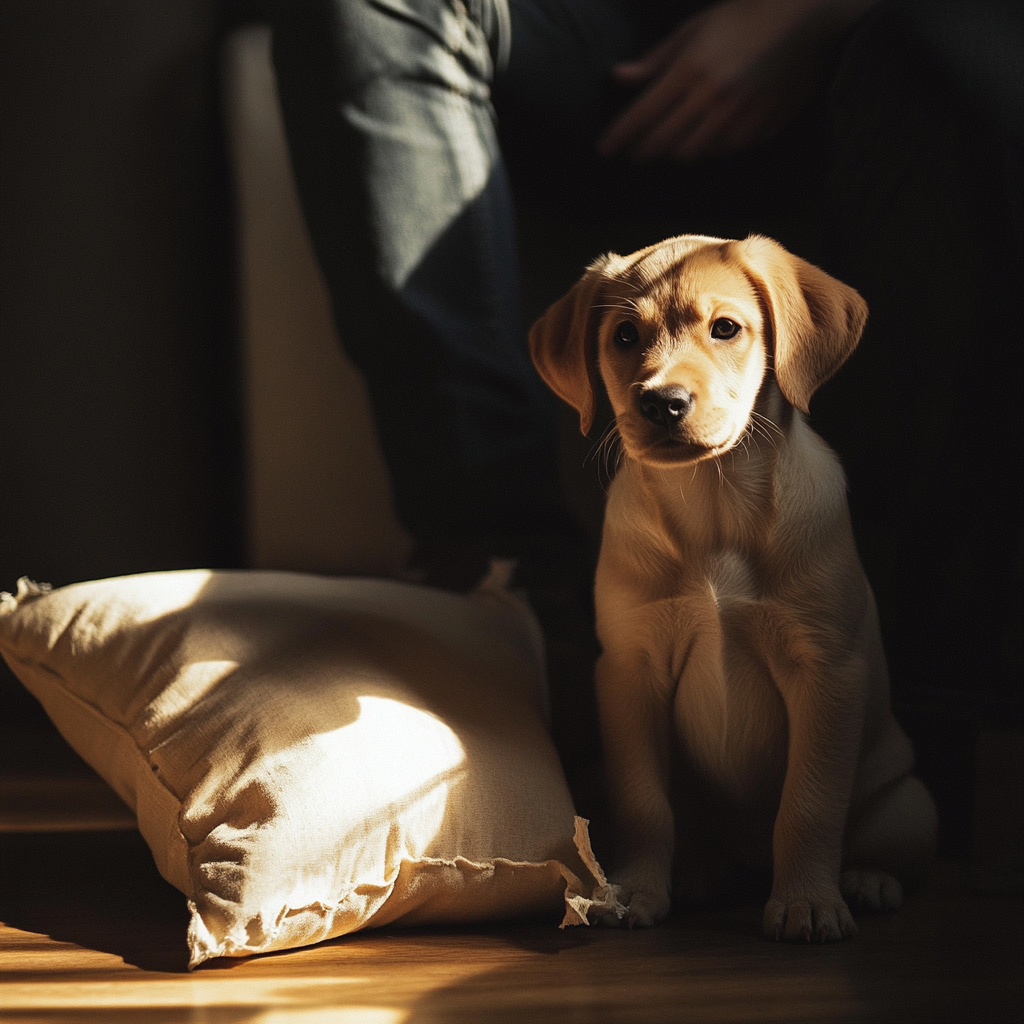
842, 774, 938, 912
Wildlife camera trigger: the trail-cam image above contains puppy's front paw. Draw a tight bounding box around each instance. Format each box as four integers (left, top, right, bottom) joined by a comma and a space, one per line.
840, 868, 903, 913
606, 871, 671, 928
763, 888, 857, 943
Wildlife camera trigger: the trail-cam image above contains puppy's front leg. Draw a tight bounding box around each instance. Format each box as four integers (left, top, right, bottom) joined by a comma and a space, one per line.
764, 655, 865, 942
596, 647, 675, 927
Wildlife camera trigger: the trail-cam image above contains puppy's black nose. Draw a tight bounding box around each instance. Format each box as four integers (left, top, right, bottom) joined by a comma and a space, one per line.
638, 385, 693, 427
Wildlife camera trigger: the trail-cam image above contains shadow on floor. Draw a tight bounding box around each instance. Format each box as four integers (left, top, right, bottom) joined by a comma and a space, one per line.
1, 830, 192, 973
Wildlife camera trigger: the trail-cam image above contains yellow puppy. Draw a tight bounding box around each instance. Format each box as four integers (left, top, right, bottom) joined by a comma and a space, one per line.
530, 235, 937, 941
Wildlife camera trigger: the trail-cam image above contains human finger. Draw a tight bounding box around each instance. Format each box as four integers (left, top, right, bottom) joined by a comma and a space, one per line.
628, 78, 727, 162
611, 20, 698, 84
598, 55, 702, 157
669, 90, 752, 161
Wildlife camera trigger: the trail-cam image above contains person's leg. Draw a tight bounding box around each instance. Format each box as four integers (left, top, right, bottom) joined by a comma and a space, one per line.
269, 0, 571, 585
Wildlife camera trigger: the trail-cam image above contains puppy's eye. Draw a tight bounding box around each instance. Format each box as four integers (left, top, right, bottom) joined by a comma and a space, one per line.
710, 318, 740, 340
614, 321, 640, 349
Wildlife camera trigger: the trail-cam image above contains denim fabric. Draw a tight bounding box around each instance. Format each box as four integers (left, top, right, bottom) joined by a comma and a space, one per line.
270, 0, 539, 547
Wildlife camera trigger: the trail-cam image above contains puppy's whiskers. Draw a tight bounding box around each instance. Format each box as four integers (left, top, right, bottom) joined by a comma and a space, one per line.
750, 411, 783, 448
739, 427, 762, 464
736, 430, 757, 464
739, 412, 781, 464
589, 420, 623, 491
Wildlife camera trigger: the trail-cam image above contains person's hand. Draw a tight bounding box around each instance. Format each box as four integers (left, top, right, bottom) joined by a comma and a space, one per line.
598, 0, 879, 162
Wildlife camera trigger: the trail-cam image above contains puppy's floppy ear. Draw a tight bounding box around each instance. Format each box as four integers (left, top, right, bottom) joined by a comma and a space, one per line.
738, 235, 868, 413
529, 254, 617, 435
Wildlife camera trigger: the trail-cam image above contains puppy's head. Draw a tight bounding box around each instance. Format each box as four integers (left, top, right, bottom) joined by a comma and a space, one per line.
529, 235, 867, 466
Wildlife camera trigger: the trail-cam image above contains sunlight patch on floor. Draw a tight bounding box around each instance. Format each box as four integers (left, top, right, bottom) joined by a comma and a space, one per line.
2, 975, 372, 1010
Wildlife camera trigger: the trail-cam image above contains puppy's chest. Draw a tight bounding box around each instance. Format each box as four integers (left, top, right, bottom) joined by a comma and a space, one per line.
621, 547, 788, 799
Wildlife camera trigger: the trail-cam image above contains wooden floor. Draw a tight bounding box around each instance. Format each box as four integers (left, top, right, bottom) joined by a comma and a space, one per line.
2, 824, 1021, 1024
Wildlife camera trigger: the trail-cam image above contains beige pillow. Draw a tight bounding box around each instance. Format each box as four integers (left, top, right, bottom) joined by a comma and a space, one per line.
0, 567, 620, 967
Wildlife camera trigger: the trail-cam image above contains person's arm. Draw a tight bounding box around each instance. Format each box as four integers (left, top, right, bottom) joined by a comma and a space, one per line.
598, 0, 881, 162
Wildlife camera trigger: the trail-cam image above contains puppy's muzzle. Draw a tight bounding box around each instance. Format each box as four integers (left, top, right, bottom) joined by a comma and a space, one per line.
638, 385, 694, 429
